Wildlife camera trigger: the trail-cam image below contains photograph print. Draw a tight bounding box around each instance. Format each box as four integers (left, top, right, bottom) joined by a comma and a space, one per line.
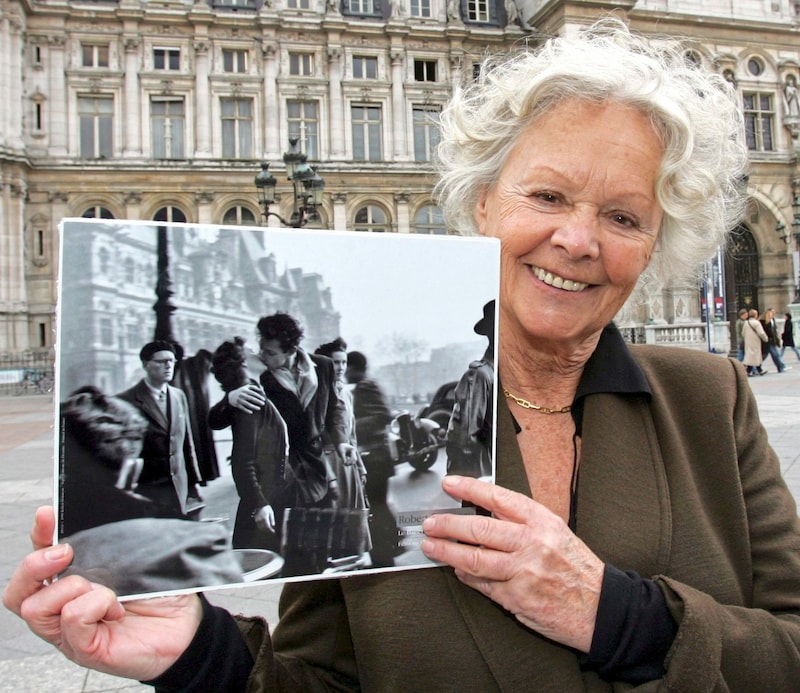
55, 218, 500, 599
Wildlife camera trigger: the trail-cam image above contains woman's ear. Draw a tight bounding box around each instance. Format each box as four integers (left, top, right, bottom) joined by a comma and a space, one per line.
474, 187, 489, 237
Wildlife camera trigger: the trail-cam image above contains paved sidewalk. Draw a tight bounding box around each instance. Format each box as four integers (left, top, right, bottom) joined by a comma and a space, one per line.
1, 362, 799, 692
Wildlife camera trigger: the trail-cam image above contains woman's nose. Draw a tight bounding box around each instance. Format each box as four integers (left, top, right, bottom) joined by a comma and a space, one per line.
550, 207, 601, 260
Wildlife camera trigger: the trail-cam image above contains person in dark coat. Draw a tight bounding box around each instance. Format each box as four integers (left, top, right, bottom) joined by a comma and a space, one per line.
781, 312, 800, 361
210, 337, 288, 551
208, 313, 350, 575
346, 350, 397, 568
117, 340, 203, 517
59, 386, 180, 537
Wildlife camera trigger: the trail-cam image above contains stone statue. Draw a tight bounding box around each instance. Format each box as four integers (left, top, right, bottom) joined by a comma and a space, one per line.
784, 74, 800, 119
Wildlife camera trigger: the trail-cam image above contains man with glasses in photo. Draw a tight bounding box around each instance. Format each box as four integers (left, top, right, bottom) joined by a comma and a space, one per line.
118, 340, 203, 517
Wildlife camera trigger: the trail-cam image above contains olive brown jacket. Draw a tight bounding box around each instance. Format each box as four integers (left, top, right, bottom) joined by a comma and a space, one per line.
234, 345, 800, 692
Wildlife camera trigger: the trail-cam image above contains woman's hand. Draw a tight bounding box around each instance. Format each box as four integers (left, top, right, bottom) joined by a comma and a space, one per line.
421, 476, 604, 653
253, 504, 276, 533
2, 507, 203, 682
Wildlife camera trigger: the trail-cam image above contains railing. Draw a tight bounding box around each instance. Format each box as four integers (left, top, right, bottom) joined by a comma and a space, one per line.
0, 353, 56, 397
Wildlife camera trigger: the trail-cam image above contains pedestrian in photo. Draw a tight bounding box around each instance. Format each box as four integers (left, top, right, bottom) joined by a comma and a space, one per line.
781, 311, 800, 361
346, 350, 398, 568
6, 19, 800, 690
445, 301, 495, 478
59, 386, 172, 537
117, 340, 203, 517
208, 313, 351, 575
210, 337, 288, 551
314, 338, 371, 557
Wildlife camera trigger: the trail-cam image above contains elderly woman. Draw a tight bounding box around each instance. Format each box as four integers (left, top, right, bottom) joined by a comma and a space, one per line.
5, 19, 800, 690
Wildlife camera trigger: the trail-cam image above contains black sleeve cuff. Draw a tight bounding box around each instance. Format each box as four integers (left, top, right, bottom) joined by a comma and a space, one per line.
144, 594, 254, 692
580, 564, 678, 685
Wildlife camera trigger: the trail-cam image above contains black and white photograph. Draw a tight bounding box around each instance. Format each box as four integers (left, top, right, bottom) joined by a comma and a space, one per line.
54, 218, 499, 599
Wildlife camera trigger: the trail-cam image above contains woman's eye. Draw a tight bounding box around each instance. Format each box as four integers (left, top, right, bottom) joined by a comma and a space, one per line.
533, 191, 560, 204
611, 213, 639, 228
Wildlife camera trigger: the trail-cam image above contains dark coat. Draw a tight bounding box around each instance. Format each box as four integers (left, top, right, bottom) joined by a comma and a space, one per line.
227, 389, 288, 550
117, 380, 201, 515
235, 346, 800, 691
209, 353, 346, 507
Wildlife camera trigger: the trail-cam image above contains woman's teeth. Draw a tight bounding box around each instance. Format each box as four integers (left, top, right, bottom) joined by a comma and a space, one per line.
533, 267, 588, 292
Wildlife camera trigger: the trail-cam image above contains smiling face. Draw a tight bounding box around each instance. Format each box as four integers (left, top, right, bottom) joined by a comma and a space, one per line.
476, 98, 664, 354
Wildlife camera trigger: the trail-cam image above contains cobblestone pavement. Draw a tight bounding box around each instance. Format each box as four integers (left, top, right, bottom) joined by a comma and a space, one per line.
1, 361, 798, 691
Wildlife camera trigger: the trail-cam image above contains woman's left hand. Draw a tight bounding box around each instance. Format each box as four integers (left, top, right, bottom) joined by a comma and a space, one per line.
421, 476, 604, 653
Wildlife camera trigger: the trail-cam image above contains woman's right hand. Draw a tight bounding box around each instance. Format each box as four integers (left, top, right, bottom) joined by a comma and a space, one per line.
2, 506, 203, 682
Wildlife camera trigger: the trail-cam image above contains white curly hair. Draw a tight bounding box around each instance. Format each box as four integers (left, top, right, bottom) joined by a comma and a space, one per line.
434, 18, 749, 286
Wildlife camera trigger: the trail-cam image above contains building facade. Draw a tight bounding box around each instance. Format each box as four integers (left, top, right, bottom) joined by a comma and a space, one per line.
1, 0, 799, 367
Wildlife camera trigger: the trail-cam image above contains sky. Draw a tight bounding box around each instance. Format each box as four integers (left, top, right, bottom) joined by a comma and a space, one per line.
254, 227, 499, 364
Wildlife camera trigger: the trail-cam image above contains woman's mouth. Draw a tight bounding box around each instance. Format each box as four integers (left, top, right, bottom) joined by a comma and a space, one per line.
531, 266, 588, 292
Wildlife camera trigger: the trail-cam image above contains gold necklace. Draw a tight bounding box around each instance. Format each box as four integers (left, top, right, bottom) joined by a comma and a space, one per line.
502, 386, 572, 414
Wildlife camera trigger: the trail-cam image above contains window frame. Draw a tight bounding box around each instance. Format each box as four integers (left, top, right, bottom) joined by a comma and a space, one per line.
221, 97, 254, 159
287, 100, 320, 160
222, 48, 248, 74
351, 103, 383, 162
78, 95, 114, 159
151, 96, 186, 160
81, 43, 109, 68
743, 91, 775, 152
153, 47, 181, 71
353, 55, 379, 80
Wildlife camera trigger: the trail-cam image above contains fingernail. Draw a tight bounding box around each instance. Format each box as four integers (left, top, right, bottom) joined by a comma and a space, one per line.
45, 544, 69, 561
422, 516, 436, 531
420, 539, 434, 554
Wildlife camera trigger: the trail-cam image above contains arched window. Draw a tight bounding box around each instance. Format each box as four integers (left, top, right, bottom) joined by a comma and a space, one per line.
354, 205, 388, 232
153, 206, 187, 223
81, 206, 114, 219
414, 205, 446, 235
223, 205, 258, 226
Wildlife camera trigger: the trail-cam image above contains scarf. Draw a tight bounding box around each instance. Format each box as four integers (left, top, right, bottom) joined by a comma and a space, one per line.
269, 347, 318, 410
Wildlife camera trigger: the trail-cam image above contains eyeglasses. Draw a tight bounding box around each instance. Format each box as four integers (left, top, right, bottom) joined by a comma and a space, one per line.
151, 359, 175, 366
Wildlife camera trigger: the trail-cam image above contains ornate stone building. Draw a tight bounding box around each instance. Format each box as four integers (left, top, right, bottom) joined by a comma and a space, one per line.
1, 0, 799, 367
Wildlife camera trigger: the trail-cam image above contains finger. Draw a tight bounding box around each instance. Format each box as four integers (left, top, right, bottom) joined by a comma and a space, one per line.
3, 544, 74, 616
17, 575, 100, 645
60, 585, 126, 658
421, 536, 510, 580
31, 506, 57, 551
422, 512, 525, 554
442, 476, 539, 524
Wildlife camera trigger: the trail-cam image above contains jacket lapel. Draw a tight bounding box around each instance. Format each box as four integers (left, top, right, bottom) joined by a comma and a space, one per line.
135, 381, 169, 431
446, 391, 670, 689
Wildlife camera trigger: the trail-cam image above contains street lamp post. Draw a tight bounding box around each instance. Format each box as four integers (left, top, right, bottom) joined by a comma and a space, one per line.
254, 137, 325, 228
776, 184, 800, 303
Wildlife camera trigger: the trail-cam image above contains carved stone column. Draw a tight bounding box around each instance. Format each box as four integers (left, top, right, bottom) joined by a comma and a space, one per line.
195, 191, 215, 224
194, 40, 212, 158
262, 42, 281, 161
123, 37, 142, 157
390, 49, 408, 160
0, 180, 29, 351
394, 192, 410, 233
48, 36, 68, 155
327, 46, 345, 160
331, 192, 348, 231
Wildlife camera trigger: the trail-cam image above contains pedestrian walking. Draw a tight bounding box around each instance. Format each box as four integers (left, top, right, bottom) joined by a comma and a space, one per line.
780, 312, 800, 361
